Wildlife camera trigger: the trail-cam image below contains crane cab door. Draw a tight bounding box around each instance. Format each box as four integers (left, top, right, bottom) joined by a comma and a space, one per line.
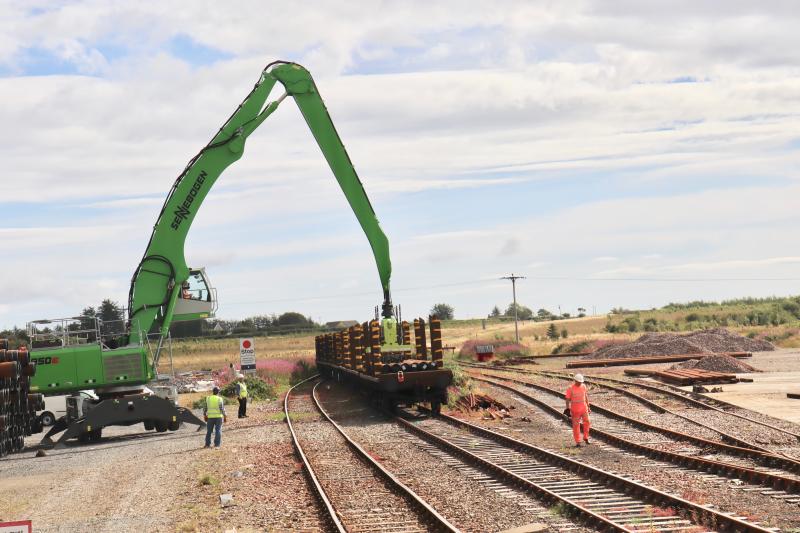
173, 268, 217, 322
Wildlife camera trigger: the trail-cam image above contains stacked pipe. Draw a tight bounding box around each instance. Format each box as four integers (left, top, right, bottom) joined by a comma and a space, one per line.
314, 317, 445, 375
0, 339, 42, 457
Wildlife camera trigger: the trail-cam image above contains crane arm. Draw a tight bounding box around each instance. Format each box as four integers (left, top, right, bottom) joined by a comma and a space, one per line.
127, 61, 392, 345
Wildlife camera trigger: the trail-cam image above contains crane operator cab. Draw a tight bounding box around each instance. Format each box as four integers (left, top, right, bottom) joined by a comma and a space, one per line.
173, 268, 218, 321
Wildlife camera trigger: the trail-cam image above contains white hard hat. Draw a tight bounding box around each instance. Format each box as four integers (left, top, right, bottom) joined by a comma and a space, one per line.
573, 373, 585, 383
237, 373, 245, 379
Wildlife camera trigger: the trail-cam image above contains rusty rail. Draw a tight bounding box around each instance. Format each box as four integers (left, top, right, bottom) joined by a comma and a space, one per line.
284, 376, 346, 533
311, 381, 459, 533
398, 408, 773, 532
472, 373, 800, 495
565, 352, 752, 368
471, 366, 800, 475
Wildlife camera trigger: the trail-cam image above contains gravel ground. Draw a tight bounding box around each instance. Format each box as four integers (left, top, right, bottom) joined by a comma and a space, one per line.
633, 379, 800, 435
289, 382, 436, 533
578, 374, 800, 456
478, 370, 730, 442
670, 354, 759, 372
0, 422, 208, 532
0, 397, 325, 533
477, 373, 800, 481
586, 329, 774, 359
317, 382, 586, 533
475, 383, 800, 530
171, 395, 326, 532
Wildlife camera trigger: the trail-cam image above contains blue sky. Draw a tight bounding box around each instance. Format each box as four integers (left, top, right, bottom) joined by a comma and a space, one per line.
1, 1, 799, 329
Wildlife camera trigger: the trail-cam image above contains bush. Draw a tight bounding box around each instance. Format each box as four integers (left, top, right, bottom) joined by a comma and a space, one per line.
546, 323, 559, 340
551, 340, 591, 355
459, 339, 529, 359
221, 376, 276, 401
560, 329, 568, 338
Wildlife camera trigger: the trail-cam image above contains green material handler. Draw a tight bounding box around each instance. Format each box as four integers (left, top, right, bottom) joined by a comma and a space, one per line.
27, 61, 401, 446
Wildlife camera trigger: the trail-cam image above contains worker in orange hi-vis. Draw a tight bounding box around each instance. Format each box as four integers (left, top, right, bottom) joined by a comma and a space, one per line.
564, 373, 591, 447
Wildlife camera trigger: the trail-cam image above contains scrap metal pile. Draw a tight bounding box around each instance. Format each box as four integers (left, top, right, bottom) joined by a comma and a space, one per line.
0, 339, 43, 457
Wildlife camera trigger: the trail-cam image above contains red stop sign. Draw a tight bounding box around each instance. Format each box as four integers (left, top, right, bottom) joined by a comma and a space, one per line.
242, 340, 252, 349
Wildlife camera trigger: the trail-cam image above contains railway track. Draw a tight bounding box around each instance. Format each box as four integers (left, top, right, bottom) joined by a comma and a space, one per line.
467, 371, 800, 504
535, 370, 800, 460
285, 377, 458, 533
463, 362, 800, 470
551, 372, 800, 441
394, 407, 776, 532
464, 366, 800, 473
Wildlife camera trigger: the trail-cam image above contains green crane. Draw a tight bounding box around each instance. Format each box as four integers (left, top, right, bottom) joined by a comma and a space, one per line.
28, 61, 396, 445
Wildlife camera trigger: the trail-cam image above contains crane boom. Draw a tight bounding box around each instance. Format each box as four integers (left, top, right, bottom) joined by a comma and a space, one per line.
128, 61, 392, 345
27, 60, 399, 446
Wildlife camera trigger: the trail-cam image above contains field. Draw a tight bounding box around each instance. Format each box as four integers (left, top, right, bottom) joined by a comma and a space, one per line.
162, 333, 315, 373
160, 295, 800, 376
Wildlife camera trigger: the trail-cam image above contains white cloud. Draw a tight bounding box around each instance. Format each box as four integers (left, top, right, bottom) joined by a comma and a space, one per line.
1, 2, 800, 327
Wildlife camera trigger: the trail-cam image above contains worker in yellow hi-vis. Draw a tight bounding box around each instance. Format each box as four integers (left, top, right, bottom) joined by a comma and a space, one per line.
203, 386, 227, 448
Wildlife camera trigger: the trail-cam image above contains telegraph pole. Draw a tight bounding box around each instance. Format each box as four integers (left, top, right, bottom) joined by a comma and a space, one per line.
500, 273, 526, 343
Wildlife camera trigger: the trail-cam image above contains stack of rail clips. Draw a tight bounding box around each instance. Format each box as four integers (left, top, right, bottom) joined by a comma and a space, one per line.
0, 339, 43, 457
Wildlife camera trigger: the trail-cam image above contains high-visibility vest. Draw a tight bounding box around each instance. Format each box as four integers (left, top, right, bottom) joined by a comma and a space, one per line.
238, 382, 248, 399
566, 384, 587, 406
206, 395, 224, 418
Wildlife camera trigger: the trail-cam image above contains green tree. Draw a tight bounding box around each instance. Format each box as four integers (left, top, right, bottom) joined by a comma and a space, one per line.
78, 306, 96, 331
489, 305, 501, 318
546, 323, 559, 340
430, 303, 454, 320
276, 312, 312, 327
537, 308, 554, 320
505, 303, 533, 320
98, 299, 124, 334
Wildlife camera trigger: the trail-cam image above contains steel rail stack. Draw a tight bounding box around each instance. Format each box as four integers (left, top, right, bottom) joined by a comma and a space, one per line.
397, 408, 775, 532
0, 338, 43, 457
315, 316, 452, 411
285, 377, 459, 533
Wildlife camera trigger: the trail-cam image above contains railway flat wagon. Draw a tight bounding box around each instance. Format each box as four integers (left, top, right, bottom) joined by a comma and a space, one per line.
316, 316, 453, 413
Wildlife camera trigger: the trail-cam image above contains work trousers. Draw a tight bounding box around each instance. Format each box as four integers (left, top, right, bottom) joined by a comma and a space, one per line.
238, 397, 247, 418
205, 417, 223, 447
571, 410, 590, 443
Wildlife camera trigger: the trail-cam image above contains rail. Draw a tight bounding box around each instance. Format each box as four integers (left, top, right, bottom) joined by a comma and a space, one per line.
397, 408, 774, 532
310, 381, 460, 533
471, 372, 800, 495
564, 371, 800, 442
284, 376, 346, 533
465, 365, 800, 474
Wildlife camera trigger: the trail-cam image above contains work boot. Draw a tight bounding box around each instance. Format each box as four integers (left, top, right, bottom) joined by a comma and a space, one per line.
574, 442, 581, 448
584, 439, 591, 445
